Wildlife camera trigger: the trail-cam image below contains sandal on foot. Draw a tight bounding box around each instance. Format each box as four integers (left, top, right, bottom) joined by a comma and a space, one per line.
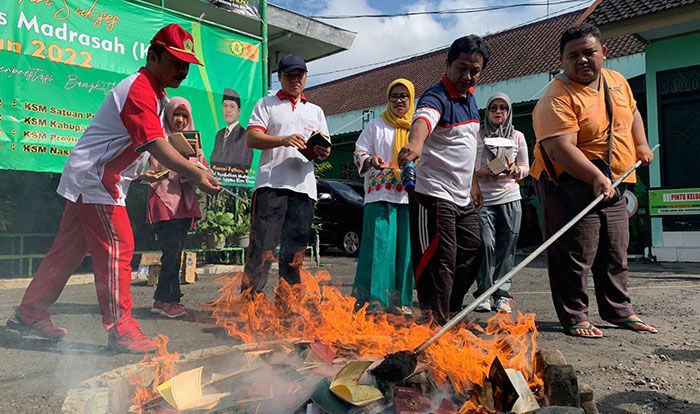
608, 318, 658, 334
564, 321, 603, 338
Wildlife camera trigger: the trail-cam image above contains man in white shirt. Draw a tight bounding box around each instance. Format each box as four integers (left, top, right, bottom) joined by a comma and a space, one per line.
398, 35, 489, 325
244, 54, 330, 292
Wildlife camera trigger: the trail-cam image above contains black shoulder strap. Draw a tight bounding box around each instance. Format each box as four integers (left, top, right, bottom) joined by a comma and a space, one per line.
602, 74, 614, 163
539, 143, 557, 181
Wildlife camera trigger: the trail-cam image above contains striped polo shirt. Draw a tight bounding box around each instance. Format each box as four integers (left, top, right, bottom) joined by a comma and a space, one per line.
413, 75, 481, 207
57, 67, 167, 206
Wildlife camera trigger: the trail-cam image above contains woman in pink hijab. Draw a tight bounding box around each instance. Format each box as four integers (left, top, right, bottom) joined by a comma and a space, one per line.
145, 97, 206, 318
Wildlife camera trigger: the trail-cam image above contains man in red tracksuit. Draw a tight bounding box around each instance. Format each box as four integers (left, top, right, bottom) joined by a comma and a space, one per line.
6, 24, 221, 353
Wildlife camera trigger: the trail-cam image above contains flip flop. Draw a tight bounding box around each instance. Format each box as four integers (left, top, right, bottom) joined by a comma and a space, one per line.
564, 321, 603, 339
608, 318, 658, 334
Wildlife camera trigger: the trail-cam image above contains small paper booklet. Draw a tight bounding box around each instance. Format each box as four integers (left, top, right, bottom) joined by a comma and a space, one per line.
299, 130, 333, 161
156, 366, 229, 411
329, 361, 383, 406
167, 131, 198, 157
151, 169, 170, 180
487, 157, 508, 175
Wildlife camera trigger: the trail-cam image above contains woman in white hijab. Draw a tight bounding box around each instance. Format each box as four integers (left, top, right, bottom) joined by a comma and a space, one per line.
473, 93, 530, 313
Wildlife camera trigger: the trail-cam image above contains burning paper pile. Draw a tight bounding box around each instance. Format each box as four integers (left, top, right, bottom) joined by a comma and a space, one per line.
130, 264, 542, 413
208, 266, 542, 411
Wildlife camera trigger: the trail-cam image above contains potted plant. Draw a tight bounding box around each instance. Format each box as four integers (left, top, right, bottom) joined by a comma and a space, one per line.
231, 222, 250, 248
198, 210, 235, 249
229, 190, 251, 248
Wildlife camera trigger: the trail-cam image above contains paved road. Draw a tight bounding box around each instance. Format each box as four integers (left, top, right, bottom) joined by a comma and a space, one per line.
0, 254, 699, 413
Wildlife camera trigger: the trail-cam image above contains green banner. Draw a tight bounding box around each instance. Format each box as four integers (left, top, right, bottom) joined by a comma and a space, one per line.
0, 0, 262, 187
649, 188, 700, 216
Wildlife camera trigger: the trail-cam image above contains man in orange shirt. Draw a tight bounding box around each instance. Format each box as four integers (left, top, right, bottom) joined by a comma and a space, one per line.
530, 23, 656, 338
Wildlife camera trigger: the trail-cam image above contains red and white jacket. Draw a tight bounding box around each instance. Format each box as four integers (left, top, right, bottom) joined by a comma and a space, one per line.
57, 67, 167, 206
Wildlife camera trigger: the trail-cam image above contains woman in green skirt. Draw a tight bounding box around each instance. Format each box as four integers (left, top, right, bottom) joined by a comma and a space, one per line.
352, 78, 415, 314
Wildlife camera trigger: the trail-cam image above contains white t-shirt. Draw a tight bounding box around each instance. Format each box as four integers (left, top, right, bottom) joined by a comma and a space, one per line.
353, 117, 409, 205
57, 68, 167, 206
247, 91, 329, 200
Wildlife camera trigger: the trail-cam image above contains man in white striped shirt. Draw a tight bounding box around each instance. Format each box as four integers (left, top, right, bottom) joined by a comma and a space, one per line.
398, 35, 489, 325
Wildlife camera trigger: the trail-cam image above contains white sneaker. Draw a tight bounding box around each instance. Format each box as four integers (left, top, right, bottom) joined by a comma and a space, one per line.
475, 300, 492, 312
495, 297, 512, 314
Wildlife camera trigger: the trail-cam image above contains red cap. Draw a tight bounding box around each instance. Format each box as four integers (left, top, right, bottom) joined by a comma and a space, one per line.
150, 23, 203, 66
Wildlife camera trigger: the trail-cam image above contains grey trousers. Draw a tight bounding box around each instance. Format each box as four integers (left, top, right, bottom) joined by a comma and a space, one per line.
534, 178, 634, 326
475, 200, 521, 301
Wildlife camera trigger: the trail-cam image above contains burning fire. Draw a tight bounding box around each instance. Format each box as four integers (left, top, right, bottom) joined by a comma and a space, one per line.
129, 261, 542, 412
129, 335, 179, 413
210, 263, 542, 407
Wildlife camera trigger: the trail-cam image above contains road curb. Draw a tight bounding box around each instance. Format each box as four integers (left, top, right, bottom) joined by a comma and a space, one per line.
0, 274, 95, 291
62, 342, 275, 413
0, 264, 257, 291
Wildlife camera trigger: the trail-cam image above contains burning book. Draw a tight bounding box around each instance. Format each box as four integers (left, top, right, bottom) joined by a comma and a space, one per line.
329, 361, 383, 406
156, 367, 229, 411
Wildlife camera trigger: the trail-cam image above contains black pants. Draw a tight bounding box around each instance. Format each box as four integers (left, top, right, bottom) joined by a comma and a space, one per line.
243, 187, 315, 292
409, 192, 483, 325
534, 178, 634, 326
153, 218, 191, 303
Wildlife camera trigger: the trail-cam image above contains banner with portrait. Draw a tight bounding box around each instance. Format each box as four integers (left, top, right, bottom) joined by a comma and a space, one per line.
0, 0, 262, 187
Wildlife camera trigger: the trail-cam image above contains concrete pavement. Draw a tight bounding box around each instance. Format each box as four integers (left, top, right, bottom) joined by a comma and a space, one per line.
0, 255, 698, 413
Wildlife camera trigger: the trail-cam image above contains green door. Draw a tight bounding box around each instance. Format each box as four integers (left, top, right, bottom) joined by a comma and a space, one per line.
658, 65, 700, 231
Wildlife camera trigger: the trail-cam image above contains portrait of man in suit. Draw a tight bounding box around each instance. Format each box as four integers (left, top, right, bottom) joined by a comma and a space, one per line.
209, 88, 253, 170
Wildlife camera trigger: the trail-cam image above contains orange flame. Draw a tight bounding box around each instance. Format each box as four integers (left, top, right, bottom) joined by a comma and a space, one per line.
209, 264, 542, 410
128, 334, 180, 413
458, 401, 493, 414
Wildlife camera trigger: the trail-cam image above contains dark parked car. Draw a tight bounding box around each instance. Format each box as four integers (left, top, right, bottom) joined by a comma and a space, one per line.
315, 179, 364, 256
332, 179, 365, 198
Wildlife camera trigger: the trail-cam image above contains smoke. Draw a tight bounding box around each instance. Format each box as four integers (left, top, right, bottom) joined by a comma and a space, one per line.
202, 343, 336, 412
49, 319, 115, 396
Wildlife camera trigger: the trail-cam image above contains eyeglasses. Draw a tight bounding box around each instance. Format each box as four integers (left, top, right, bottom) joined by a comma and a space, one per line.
389, 94, 410, 102
489, 105, 509, 112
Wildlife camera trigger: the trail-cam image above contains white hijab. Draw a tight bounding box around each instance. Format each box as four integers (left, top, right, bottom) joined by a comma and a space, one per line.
481, 93, 516, 162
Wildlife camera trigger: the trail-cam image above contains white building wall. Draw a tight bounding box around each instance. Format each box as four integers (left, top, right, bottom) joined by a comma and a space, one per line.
326, 53, 646, 135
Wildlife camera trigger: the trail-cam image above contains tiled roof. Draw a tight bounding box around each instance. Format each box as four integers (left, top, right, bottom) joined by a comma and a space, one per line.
587, 0, 699, 27
305, 9, 645, 116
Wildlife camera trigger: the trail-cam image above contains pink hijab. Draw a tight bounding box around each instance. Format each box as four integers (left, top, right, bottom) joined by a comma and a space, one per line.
150, 97, 198, 214
163, 97, 195, 133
